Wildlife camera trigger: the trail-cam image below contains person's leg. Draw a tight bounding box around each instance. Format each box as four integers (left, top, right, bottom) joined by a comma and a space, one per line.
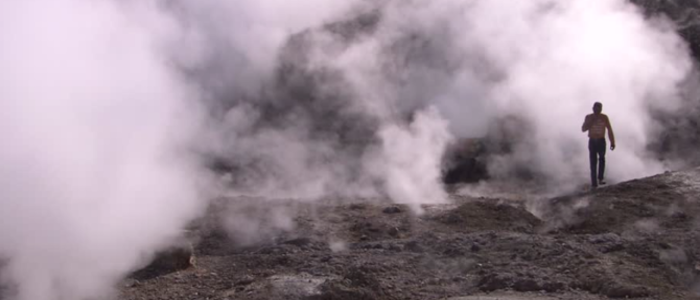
598, 139, 607, 184
589, 139, 598, 187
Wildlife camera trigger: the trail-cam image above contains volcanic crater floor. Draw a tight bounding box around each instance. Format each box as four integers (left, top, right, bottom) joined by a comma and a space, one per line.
120, 168, 700, 300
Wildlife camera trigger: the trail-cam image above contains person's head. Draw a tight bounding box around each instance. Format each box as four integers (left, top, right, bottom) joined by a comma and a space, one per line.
593, 102, 602, 114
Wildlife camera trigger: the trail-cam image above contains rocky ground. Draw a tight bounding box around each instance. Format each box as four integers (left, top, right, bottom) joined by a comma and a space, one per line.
120, 167, 700, 300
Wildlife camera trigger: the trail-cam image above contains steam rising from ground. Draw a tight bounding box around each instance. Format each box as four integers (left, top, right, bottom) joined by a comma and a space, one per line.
0, 1, 208, 299
351, 0, 690, 189
0, 0, 695, 299
191, 0, 692, 196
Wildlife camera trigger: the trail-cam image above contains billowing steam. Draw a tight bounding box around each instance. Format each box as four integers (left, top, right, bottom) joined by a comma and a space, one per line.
0, 1, 209, 299
0, 0, 695, 299
189, 0, 692, 195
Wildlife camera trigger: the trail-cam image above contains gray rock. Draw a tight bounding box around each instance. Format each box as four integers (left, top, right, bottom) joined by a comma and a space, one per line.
383, 206, 402, 214
131, 240, 195, 280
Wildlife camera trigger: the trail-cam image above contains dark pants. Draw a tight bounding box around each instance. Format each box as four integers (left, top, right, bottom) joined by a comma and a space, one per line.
588, 138, 606, 187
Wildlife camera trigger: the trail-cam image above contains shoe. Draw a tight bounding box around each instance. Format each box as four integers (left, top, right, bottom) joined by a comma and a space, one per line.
599, 180, 607, 185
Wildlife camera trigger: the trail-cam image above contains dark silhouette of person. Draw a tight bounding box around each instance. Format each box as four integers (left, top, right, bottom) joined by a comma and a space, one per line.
582, 102, 616, 188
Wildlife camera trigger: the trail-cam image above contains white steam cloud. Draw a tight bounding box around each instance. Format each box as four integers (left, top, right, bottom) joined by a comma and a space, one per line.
190, 0, 692, 199
0, 1, 208, 299
341, 0, 691, 190
0, 0, 695, 299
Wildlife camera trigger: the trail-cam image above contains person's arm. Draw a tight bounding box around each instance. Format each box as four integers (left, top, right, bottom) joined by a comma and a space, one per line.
606, 115, 616, 150
582, 115, 591, 132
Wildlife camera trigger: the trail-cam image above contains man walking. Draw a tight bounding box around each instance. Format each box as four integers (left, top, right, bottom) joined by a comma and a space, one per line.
582, 102, 616, 188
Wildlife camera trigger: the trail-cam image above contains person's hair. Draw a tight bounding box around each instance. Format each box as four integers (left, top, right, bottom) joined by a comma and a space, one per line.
593, 102, 602, 113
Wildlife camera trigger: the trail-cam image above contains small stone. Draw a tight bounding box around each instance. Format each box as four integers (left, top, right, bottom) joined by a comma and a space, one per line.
123, 279, 140, 288
388, 227, 400, 237
350, 203, 366, 210
236, 275, 255, 286
383, 206, 402, 214
471, 244, 481, 252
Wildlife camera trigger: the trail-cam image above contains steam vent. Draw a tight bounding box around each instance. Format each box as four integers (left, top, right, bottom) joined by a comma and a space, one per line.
5, 0, 700, 300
